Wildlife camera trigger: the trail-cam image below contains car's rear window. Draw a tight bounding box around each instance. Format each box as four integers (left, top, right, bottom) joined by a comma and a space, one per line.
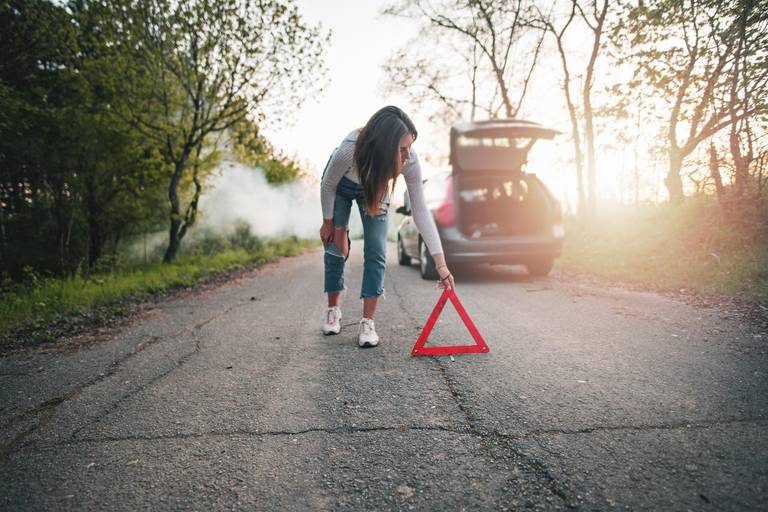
453, 134, 534, 171
456, 135, 532, 149
458, 177, 536, 203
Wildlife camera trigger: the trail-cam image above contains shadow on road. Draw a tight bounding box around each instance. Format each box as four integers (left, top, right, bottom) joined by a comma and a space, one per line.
398, 263, 549, 286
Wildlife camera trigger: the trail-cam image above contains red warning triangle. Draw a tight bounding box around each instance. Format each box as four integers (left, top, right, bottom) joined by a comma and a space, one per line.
411, 288, 489, 356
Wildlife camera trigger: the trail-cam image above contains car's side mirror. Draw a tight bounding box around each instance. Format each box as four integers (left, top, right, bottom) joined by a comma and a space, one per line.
398, 191, 412, 216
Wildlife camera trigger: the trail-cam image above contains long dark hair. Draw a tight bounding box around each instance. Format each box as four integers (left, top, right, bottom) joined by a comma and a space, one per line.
354, 106, 418, 215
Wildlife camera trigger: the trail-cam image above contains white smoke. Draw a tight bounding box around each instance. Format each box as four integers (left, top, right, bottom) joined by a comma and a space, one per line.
123, 159, 398, 264
196, 161, 316, 237
197, 161, 364, 239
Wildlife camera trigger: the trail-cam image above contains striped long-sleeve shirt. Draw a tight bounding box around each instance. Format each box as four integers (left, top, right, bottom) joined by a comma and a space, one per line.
320, 129, 444, 256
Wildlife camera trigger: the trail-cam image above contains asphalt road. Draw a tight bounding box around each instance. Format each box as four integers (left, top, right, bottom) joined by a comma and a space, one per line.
1, 243, 767, 511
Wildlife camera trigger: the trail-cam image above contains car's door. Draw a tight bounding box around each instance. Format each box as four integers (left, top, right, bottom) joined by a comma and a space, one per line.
400, 190, 420, 256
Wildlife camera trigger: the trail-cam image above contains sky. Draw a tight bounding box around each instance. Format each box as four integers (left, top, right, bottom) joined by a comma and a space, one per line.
260, 0, 662, 210
263, 0, 420, 182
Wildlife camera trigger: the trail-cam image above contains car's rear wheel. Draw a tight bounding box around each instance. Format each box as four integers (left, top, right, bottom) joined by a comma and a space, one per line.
419, 238, 438, 280
397, 235, 411, 266
526, 258, 554, 277
450, 263, 472, 276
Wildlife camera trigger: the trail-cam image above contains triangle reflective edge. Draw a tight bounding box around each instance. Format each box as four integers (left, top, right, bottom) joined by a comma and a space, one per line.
411, 288, 489, 356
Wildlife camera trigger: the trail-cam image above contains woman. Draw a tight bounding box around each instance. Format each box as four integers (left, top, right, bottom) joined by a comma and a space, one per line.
320, 106, 454, 347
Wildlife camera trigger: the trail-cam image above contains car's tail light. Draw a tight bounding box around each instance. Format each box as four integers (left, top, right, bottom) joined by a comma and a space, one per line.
551, 197, 565, 238
552, 198, 562, 223
435, 176, 455, 227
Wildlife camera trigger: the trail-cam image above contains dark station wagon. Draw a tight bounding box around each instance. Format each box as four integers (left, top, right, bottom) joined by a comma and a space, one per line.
396, 119, 564, 279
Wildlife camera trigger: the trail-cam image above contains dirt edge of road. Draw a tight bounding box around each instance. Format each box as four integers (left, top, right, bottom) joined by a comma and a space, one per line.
3, 254, 765, 357
0, 257, 292, 357
553, 267, 768, 332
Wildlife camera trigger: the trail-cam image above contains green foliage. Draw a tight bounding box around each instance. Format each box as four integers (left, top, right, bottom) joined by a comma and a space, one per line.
231, 118, 303, 184
0, 235, 318, 338
260, 155, 303, 184
609, 0, 768, 201
0, 0, 169, 278
103, 0, 328, 261
558, 198, 768, 303
0, 0, 328, 279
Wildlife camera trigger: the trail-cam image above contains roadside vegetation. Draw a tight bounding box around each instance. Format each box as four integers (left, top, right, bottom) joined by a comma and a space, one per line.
0, 0, 327, 281
0, 226, 317, 348
558, 197, 768, 304
383, 0, 767, 307
0, 1, 327, 349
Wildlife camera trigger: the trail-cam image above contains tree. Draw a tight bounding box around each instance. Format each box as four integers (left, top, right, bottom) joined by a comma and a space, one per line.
68, 0, 168, 269
615, 0, 768, 203
532, 0, 612, 216
109, 0, 328, 262
726, 0, 768, 198
578, 0, 610, 215
231, 118, 303, 184
0, 0, 81, 276
382, 0, 545, 123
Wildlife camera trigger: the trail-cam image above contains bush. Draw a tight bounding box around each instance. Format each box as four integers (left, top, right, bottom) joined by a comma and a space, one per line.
559, 197, 768, 303
0, 235, 319, 341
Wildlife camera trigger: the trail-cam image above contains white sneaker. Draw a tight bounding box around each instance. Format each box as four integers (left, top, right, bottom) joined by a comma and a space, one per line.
357, 318, 379, 347
323, 306, 342, 335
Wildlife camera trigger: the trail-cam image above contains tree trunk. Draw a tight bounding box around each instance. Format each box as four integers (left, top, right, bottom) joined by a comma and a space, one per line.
88, 218, 102, 268
177, 144, 204, 243
470, 41, 478, 121
582, 0, 608, 217
583, 49, 598, 214
50, 175, 68, 276
572, 124, 586, 217
164, 216, 182, 263
492, 63, 514, 118
728, 0, 752, 198
0, 199, 7, 276
730, 127, 749, 197
584, 106, 597, 215
709, 143, 725, 201
163, 155, 189, 263
633, 100, 642, 205
552, 25, 585, 216
85, 174, 103, 268
665, 148, 685, 203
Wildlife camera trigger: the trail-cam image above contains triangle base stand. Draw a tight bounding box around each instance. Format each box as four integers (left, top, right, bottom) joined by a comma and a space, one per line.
411, 288, 489, 356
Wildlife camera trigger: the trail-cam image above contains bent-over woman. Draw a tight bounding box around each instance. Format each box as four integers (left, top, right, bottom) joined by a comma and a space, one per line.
320, 106, 454, 347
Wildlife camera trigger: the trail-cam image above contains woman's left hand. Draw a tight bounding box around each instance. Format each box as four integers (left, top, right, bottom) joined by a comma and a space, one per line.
436, 264, 455, 291
319, 219, 334, 244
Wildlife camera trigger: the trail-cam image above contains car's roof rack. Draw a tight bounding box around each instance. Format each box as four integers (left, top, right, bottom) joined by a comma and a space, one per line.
472, 119, 540, 126
452, 119, 560, 139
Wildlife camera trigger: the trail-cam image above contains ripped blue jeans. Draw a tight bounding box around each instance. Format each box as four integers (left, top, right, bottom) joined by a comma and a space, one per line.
324, 176, 389, 299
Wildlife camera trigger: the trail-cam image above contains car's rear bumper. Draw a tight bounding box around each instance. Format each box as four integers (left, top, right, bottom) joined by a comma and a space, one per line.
438, 227, 563, 264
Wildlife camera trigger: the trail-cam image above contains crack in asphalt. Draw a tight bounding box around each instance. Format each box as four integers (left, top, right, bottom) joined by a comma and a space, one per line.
14, 415, 767, 456
66, 299, 258, 440
520, 416, 768, 437
36, 424, 475, 449
0, 333, 162, 436
66, 336, 203, 442
0, 299, 252, 461
0, 334, 164, 458
388, 271, 575, 508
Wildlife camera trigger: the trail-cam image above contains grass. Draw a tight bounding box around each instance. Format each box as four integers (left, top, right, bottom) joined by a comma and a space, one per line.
556, 197, 768, 305
0, 232, 318, 340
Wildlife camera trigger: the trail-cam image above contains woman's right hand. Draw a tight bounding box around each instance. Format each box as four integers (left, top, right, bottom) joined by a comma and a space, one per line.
320, 219, 334, 244
432, 252, 455, 291
437, 264, 455, 291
